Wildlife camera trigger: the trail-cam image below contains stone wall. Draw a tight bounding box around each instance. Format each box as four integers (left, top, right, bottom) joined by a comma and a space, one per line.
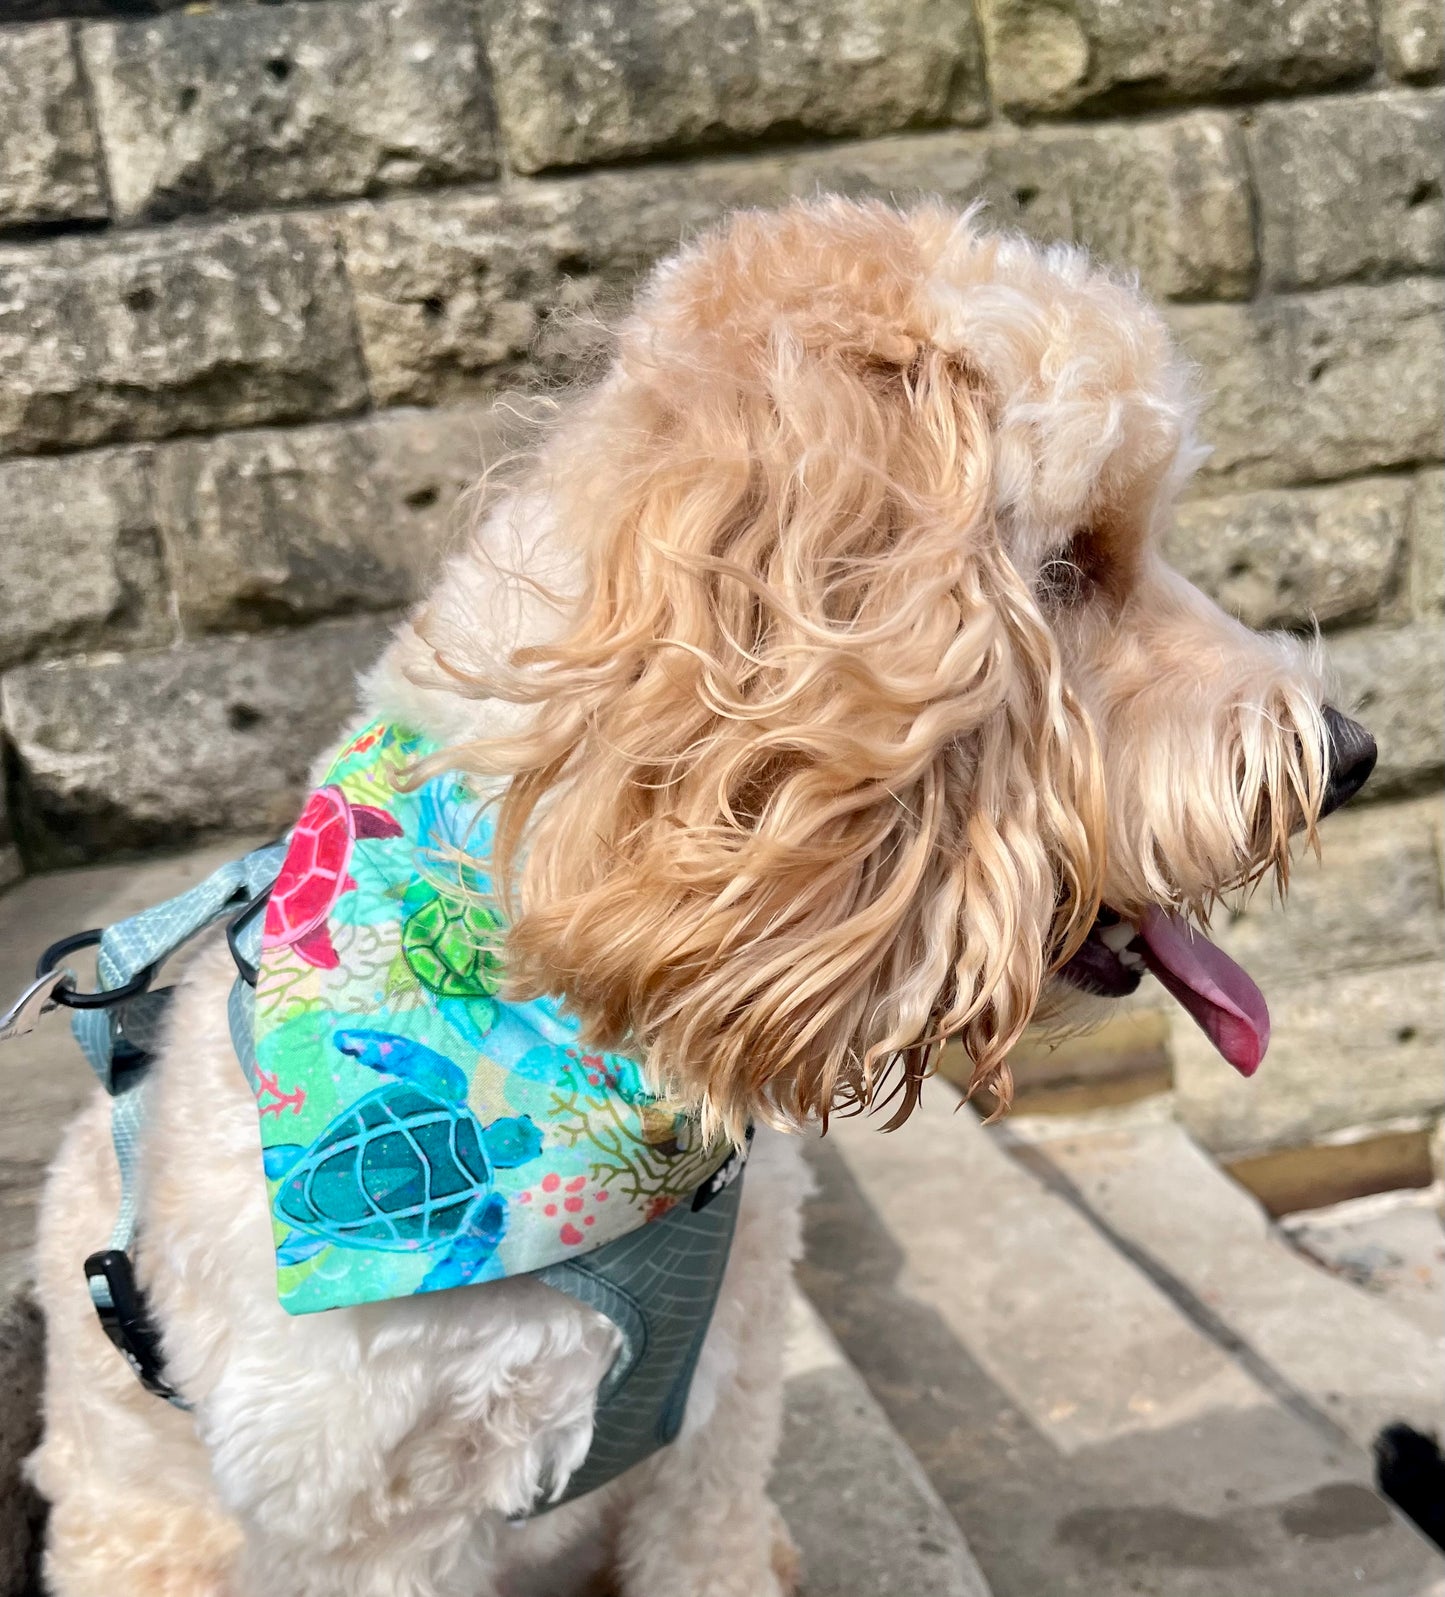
0, 0, 1441, 1169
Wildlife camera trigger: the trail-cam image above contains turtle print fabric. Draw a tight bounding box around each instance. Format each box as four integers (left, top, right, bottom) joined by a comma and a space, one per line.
249, 721, 734, 1317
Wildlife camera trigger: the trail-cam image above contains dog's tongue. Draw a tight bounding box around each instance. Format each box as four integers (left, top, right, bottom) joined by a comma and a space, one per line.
1134, 905, 1270, 1077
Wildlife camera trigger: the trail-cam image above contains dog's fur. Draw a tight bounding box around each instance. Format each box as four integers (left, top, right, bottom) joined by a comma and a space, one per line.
31, 199, 1330, 1597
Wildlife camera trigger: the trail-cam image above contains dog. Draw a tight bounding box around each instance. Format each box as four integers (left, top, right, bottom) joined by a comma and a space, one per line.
28, 197, 1375, 1597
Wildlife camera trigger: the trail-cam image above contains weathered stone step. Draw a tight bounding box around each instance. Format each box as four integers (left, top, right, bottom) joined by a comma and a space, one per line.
1280, 1186, 1444, 1342
999, 1099, 1444, 1452
776, 1291, 992, 1597
799, 1088, 1445, 1597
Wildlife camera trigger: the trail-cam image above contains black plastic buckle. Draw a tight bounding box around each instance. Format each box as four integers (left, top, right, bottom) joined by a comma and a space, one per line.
692, 1125, 754, 1212
226, 888, 272, 988
83, 1249, 186, 1406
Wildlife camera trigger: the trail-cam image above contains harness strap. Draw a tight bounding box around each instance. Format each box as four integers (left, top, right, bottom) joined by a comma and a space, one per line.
69, 843, 287, 1091
16, 833, 746, 1508
72, 843, 287, 1405
532, 1173, 743, 1510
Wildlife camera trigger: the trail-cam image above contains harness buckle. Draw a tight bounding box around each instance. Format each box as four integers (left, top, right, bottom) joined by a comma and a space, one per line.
83, 1249, 186, 1406
226, 887, 272, 987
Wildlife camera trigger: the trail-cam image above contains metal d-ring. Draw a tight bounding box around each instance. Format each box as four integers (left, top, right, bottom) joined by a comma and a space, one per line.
36, 930, 158, 1010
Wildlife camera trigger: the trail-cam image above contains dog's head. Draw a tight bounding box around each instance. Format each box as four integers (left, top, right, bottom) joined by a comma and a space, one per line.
432, 198, 1375, 1139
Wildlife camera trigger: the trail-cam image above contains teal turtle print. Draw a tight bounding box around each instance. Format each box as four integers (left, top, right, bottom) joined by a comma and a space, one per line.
262, 1030, 542, 1294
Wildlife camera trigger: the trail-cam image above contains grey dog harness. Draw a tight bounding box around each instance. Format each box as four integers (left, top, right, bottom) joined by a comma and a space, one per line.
3, 842, 744, 1512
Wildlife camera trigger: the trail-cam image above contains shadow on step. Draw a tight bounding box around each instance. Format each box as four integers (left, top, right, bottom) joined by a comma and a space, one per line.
797, 1138, 1443, 1597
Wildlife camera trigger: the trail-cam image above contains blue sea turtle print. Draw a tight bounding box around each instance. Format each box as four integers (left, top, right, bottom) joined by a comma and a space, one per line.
250, 721, 735, 1314
261, 1028, 543, 1294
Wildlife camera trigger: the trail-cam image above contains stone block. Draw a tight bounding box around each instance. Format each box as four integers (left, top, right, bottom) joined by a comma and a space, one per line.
980, 113, 1253, 302
977, 0, 1373, 117
1165, 478, 1410, 632
1281, 1188, 1443, 1340
344, 115, 1252, 405
1021, 1117, 1444, 1446
4, 0, 192, 16
81, 0, 497, 223
155, 407, 499, 632
1204, 796, 1444, 993
1172, 279, 1445, 489
0, 215, 367, 458
1, 615, 393, 864
1279, 281, 1445, 483
1174, 961, 1445, 1157
821, 115, 1253, 303
0, 20, 105, 230
0, 448, 171, 670
1252, 91, 1445, 291
1407, 469, 1444, 619
1226, 1126, 1436, 1216
1382, 0, 1445, 81
481, 0, 987, 174
1326, 622, 1444, 797
342, 184, 605, 407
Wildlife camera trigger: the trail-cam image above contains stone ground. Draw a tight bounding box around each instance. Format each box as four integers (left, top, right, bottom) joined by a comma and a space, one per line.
1, 844, 1442, 1596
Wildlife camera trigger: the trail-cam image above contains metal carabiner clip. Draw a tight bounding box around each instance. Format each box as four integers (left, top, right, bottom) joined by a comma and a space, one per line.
0, 964, 72, 1043
0, 929, 158, 1045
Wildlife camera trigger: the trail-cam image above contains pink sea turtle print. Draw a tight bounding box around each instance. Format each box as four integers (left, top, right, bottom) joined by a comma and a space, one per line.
264, 785, 403, 969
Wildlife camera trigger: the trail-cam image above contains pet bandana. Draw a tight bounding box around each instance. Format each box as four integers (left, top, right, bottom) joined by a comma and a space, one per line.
247, 721, 736, 1317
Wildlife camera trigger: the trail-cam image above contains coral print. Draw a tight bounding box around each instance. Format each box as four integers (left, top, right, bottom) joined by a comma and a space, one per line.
248, 721, 734, 1316
542, 1047, 720, 1211
517, 1171, 612, 1246
253, 1068, 306, 1120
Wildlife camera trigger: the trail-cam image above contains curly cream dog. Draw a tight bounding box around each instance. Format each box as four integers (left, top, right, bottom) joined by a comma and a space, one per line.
30, 198, 1371, 1597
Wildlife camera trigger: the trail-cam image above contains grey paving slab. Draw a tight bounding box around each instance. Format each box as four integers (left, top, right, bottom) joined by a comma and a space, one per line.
1280, 1187, 1444, 1342
0, 839, 267, 1295
776, 1291, 991, 1597
1002, 1103, 1445, 1450
800, 1089, 1445, 1597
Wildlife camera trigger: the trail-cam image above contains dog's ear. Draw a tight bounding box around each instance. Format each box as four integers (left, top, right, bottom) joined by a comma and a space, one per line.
439, 236, 1106, 1139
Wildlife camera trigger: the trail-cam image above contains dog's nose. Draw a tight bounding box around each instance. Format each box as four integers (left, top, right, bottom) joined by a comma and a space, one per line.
1319, 704, 1377, 817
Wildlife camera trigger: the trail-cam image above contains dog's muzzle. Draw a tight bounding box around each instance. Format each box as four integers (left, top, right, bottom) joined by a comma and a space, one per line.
1319, 704, 1377, 818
